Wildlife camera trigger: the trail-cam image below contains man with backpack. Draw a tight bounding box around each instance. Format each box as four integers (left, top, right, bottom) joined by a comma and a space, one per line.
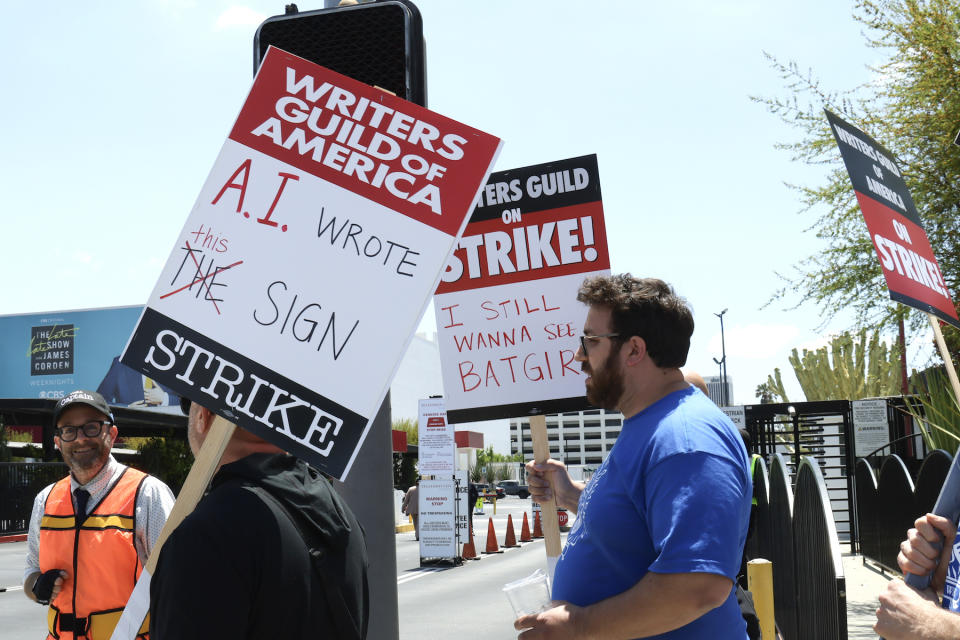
149, 400, 369, 639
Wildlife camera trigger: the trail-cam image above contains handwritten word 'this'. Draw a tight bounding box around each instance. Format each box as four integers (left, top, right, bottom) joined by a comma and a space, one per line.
212, 159, 299, 233
188, 224, 229, 253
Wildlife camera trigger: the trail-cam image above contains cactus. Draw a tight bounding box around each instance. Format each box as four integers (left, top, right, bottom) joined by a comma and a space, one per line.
776, 330, 901, 401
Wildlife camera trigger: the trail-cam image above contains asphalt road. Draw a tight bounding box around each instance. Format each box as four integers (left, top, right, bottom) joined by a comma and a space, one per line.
0, 497, 565, 639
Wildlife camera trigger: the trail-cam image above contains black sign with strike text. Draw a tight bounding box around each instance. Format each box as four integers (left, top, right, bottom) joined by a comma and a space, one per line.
826, 109, 959, 327
124, 308, 365, 478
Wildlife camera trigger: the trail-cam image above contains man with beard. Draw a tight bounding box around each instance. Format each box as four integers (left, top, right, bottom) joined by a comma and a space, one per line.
23, 390, 175, 639
148, 399, 369, 639
517, 275, 752, 639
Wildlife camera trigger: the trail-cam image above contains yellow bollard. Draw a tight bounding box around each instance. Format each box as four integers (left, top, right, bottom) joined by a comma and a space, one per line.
493, 497, 497, 515
747, 559, 775, 640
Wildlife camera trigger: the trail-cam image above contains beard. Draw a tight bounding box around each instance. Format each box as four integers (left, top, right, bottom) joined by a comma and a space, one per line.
62, 438, 109, 474
584, 348, 625, 410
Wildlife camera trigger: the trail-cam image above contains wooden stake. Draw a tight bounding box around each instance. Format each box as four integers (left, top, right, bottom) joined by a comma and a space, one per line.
110, 416, 236, 639
927, 314, 960, 409
529, 414, 562, 577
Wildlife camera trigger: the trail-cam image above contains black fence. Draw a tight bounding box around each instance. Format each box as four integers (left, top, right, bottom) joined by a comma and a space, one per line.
1, 462, 68, 536
750, 454, 846, 640
854, 450, 952, 573
746, 401, 856, 547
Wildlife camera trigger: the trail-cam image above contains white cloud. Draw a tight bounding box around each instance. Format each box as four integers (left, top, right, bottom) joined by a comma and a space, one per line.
214, 6, 268, 31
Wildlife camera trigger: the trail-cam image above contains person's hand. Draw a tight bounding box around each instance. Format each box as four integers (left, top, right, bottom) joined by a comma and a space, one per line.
515, 602, 581, 639
898, 513, 956, 591
525, 459, 577, 511
143, 386, 165, 406
875, 579, 941, 639
32, 569, 67, 605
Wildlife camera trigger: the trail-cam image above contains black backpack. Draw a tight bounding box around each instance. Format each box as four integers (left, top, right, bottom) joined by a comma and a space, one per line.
246, 485, 369, 640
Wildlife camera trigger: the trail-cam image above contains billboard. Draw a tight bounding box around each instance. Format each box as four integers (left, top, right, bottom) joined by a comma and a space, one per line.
0, 306, 180, 413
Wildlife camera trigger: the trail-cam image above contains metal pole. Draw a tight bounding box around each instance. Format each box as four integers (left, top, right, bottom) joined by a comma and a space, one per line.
714, 308, 729, 406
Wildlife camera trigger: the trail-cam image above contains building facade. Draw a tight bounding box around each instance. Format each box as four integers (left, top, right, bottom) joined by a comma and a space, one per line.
509, 409, 624, 467
704, 375, 735, 407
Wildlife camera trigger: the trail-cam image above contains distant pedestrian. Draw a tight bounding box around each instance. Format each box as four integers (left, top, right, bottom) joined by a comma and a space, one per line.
402, 484, 420, 540
468, 482, 479, 533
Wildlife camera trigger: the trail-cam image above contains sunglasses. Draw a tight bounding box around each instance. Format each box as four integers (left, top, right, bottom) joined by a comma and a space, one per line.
579, 333, 621, 355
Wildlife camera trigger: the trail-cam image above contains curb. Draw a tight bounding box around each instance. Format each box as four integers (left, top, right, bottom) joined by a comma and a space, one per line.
0, 534, 27, 544
395, 523, 415, 534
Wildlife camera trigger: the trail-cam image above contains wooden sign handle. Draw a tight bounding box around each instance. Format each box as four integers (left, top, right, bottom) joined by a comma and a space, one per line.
529, 414, 562, 573
927, 314, 960, 415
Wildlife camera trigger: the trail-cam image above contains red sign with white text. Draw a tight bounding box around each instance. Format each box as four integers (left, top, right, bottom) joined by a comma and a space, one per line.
230, 47, 501, 237
826, 110, 958, 327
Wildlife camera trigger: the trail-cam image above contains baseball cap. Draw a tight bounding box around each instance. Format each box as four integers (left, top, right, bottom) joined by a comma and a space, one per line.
53, 390, 114, 425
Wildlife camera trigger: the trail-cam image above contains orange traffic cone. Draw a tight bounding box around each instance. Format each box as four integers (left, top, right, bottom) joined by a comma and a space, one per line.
503, 514, 519, 548
520, 511, 533, 542
483, 517, 503, 554
532, 511, 544, 539
462, 526, 479, 560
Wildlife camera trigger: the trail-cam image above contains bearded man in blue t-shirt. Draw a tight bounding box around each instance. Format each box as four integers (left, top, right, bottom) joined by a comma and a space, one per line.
517, 274, 752, 639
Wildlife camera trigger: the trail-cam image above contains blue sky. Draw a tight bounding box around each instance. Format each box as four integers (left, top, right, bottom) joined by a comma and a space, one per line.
1, 0, 937, 416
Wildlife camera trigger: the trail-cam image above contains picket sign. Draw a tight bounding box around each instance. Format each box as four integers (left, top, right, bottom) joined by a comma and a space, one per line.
529, 414, 562, 578
110, 417, 237, 639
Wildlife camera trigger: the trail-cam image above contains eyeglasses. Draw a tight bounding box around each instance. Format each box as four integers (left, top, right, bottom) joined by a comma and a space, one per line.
579, 333, 621, 355
179, 396, 191, 416
56, 420, 111, 442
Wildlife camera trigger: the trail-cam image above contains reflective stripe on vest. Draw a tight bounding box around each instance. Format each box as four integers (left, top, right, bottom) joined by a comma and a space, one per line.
39, 467, 150, 640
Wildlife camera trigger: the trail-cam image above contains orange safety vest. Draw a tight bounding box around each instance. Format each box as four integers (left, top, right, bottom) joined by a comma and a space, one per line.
39, 467, 150, 640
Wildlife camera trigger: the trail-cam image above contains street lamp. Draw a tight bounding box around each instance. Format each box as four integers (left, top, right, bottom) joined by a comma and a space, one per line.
712, 308, 729, 406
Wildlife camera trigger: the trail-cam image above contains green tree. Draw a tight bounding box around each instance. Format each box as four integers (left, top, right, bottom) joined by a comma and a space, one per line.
755, 382, 778, 404
756, 0, 960, 356
392, 417, 418, 445
130, 437, 192, 495
905, 367, 960, 451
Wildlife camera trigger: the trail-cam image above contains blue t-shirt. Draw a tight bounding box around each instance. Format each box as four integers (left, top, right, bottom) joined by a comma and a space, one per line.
552, 387, 752, 639
943, 528, 960, 611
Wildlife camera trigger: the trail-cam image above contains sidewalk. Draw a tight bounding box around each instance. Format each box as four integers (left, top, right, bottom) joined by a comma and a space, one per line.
842, 545, 892, 640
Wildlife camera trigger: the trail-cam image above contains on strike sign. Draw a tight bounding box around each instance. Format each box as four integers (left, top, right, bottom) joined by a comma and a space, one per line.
826, 110, 959, 328
434, 155, 610, 423
121, 47, 501, 479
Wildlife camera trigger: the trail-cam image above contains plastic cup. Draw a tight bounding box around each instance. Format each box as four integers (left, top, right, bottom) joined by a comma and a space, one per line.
503, 568, 552, 618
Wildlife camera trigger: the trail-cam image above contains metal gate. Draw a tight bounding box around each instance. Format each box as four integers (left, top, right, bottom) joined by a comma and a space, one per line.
745, 400, 857, 547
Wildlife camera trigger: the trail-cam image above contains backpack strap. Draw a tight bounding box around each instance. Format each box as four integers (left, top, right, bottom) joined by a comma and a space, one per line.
244, 484, 368, 640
